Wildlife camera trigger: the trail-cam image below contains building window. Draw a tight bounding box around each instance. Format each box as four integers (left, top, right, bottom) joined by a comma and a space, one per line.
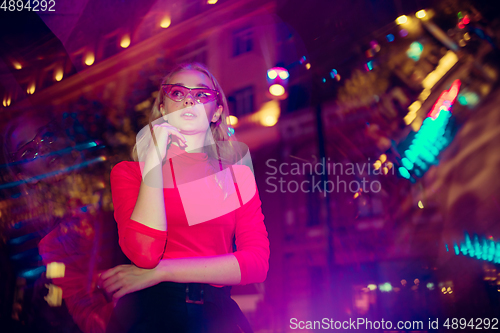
227, 86, 254, 117
232, 27, 253, 57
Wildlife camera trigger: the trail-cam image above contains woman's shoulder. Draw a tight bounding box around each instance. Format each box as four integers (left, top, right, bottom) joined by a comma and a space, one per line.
110, 161, 142, 180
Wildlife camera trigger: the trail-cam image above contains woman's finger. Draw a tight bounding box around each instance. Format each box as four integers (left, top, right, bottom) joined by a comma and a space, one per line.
112, 286, 131, 300
105, 279, 125, 295
100, 265, 126, 281
169, 131, 187, 145
101, 273, 123, 290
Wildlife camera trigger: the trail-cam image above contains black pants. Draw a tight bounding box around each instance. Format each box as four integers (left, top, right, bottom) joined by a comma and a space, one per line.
105, 282, 253, 333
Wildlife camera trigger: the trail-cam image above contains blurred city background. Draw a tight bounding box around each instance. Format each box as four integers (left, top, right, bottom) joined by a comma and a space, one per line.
1, 0, 500, 332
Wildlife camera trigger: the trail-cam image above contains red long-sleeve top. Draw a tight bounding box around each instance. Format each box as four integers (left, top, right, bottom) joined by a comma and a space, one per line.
110, 144, 269, 285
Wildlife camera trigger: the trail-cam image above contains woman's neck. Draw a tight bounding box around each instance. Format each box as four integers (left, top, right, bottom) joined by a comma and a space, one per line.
172, 129, 214, 153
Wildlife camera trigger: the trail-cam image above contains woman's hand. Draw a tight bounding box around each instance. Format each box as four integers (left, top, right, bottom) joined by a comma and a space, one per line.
98, 264, 160, 301
139, 116, 187, 163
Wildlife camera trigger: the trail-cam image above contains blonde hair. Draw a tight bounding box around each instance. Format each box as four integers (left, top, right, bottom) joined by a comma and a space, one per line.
133, 63, 243, 197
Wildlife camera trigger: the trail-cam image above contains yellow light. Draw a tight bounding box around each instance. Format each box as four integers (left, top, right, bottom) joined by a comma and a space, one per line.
386, 161, 393, 169
408, 101, 421, 114
379, 154, 387, 163
84, 53, 95, 66
464, 32, 471, 41
416, 10, 426, 19
418, 88, 431, 101
396, 15, 408, 25
418, 201, 424, 209
228, 115, 238, 126
373, 160, 382, 170
383, 167, 389, 175
354, 192, 360, 199
13, 61, 22, 70
422, 51, 458, 89
267, 70, 278, 80
404, 113, 417, 125
46, 262, 65, 278
120, 35, 131, 48
207, 0, 217, 3
269, 84, 285, 97
27, 82, 35, 94
261, 115, 278, 127
305, 63, 311, 70
54, 68, 63, 81
252, 100, 280, 127
160, 16, 171, 28
3, 95, 11, 107
367, 284, 377, 290
335, 74, 341, 81
458, 39, 466, 47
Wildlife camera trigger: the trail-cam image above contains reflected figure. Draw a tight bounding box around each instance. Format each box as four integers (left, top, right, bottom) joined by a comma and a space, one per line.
101, 63, 270, 333
1, 108, 127, 333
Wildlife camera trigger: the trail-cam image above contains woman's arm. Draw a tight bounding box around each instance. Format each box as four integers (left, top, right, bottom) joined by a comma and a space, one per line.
130, 121, 187, 231
100, 254, 241, 300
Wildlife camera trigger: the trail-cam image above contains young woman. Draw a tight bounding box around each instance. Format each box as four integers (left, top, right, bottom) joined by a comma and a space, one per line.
101, 63, 270, 333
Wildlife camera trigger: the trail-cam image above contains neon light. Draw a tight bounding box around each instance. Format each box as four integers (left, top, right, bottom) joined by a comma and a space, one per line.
428, 80, 461, 119
398, 80, 461, 179
365, 61, 373, 71
407, 42, 424, 61
456, 232, 500, 263
386, 34, 395, 42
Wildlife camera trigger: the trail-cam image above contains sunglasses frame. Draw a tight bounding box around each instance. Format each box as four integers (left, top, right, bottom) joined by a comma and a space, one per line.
162, 84, 220, 105
9, 121, 62, 162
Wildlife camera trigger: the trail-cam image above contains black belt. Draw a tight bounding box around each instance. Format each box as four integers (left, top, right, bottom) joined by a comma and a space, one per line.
106, 282, 252, 333
185, 283, 204, 304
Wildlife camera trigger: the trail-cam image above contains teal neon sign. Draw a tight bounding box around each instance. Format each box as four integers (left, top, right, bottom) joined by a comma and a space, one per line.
449, 232, 500, 264
407, 42, 424, 61
398, 80, 461, 180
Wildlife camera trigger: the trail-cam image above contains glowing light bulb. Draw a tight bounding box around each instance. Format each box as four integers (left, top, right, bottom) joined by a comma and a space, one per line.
416, 10, 426, 18
13, 61, 22, 70
267, 70, 278, 80
396, 15, 408, 25
418, 201, 424, 209
228, 115, 238, 126
54, 68, 63, 81
207, 0, 217, 4
269, 84, 285, 97
27, 82, 35, 94
305, 63, 311, 70
278, 71, 289, 80
120, 35, 131, 48
261, 115, 278, 127
160, 16, 171, 28
84, 53, 95, 66
367, 284, 377, 291
3, 95, 11, 107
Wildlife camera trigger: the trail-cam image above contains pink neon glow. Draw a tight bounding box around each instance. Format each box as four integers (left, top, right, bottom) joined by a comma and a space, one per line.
427, 79, 461, 119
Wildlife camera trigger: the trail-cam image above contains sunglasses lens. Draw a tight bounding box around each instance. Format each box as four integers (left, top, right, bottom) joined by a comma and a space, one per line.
194, 89, 217, 104
166, 86, 187, 102
164, 85, 218, 104
19, 147, 37, 161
